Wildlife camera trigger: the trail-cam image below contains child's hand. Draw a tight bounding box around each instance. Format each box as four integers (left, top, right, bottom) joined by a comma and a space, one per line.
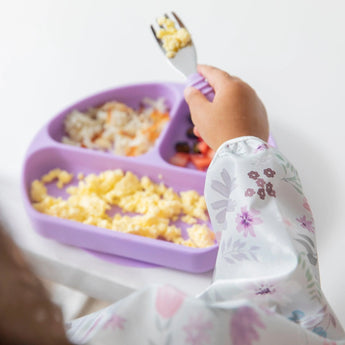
184, 65, 269, 151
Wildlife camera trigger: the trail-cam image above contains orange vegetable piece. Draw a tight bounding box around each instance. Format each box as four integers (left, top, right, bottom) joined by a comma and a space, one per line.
196, 140, 209, 154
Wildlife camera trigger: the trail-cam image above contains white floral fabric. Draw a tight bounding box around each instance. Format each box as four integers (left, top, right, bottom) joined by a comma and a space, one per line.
66, 136, 345, 345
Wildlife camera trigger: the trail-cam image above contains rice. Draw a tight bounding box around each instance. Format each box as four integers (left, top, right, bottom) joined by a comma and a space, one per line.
62, 97, 170, 156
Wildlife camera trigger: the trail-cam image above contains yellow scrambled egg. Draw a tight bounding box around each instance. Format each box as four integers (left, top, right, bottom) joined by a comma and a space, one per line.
30, 169, 215, 248
157, 17, 191, 58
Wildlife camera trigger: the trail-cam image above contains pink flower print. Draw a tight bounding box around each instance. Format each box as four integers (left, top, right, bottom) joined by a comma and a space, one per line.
263, 168, 276, 178
183, 314, 213, 345
283, 218, 292, 227
248, 171, 260, 180
155, 285, 185, 319
303, 197, 311, 212
230, 307, 265, 345
296, 215, 315, 233
236, 207, 263, 237
257, 188, 266, 200
103, 314, 126, 330
265, 182, 276, 197
256, 178, 265, 187
245, 188, 255, 197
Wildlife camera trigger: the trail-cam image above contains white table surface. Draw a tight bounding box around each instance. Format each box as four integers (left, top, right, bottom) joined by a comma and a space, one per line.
1, 0, 345, 326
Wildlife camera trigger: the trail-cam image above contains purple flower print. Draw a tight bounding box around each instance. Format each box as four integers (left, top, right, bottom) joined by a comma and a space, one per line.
183, 314, 213, 345
257, 188, 266, 200
236, 207, 263, 237
263, 168, 276, 178
255, 143, 269, 152
248, 171, 260, 180
296, 215, 315, 233
238, 281, 301, 308
246, 168, 277, 200
230, 307, 265, 345
256, 178, 265, 187
255, 283, 277, 296
265, 182, 276, 197
245, 188, 255, 197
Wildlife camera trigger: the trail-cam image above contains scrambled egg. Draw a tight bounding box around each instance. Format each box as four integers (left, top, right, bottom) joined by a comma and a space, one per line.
30, 169, 215, 248
157, 17, 191, 58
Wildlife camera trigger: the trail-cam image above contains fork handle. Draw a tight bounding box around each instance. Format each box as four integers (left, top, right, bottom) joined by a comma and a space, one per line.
186, 73, 215, 102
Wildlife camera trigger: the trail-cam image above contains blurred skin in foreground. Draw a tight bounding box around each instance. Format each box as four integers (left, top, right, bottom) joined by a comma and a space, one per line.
0, 220, 72, 345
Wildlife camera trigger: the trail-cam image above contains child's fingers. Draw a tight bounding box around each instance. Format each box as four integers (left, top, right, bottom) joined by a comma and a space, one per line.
193, 126, 201, 138
184, 86, 210, 117
197, 64, 234, 91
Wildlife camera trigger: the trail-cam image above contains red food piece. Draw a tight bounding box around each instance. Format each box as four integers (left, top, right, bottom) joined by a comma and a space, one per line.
190, 154, 212, 170
169, 152, 190, 167
195, 140, 209, 154
207, 148, 215, 159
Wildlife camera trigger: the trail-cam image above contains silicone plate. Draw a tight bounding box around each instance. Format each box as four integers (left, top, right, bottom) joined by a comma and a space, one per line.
22, 83, 219, 273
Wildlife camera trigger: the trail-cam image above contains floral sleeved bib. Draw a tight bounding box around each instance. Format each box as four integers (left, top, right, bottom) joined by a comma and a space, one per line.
67, 136, 345, 345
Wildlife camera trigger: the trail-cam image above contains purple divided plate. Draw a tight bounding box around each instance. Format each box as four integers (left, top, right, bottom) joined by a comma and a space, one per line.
22, 82, 219, 273
22, 82, 276, 273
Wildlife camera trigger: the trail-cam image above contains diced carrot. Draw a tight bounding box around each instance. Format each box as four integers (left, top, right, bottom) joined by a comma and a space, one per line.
119, 130, 135, 139
91, 131, 104, 142
169, 152, 190, 167
106, 110, 112, 123
126, 146, 139, 156
190, 154, 212, 170
147, 127, 160, 142
106, 105, 116, 123
150, 110, 170, 121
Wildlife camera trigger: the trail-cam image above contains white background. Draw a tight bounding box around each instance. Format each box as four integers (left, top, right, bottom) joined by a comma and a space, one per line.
1, 0, 345, 325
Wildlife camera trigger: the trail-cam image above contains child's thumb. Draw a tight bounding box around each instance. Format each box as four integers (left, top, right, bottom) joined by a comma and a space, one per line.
184, 86, 209, 115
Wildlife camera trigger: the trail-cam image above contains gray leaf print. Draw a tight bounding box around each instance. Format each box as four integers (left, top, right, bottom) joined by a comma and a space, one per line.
216, 209, 227, 223
295, 236, 318, 266
221, 169, 231, 188
298, 234, 315, 249
211, 199, 229, 210
225, 257, 236, 264
211, 180, 230, 198
222, 236, 260, 264
211, 168, 237, 227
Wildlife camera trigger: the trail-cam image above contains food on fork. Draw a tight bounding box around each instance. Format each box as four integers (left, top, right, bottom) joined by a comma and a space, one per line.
151, 13, 215, 101
62, 97, 169, 156
30, 168, 215, 248
156, 16, 191, 58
